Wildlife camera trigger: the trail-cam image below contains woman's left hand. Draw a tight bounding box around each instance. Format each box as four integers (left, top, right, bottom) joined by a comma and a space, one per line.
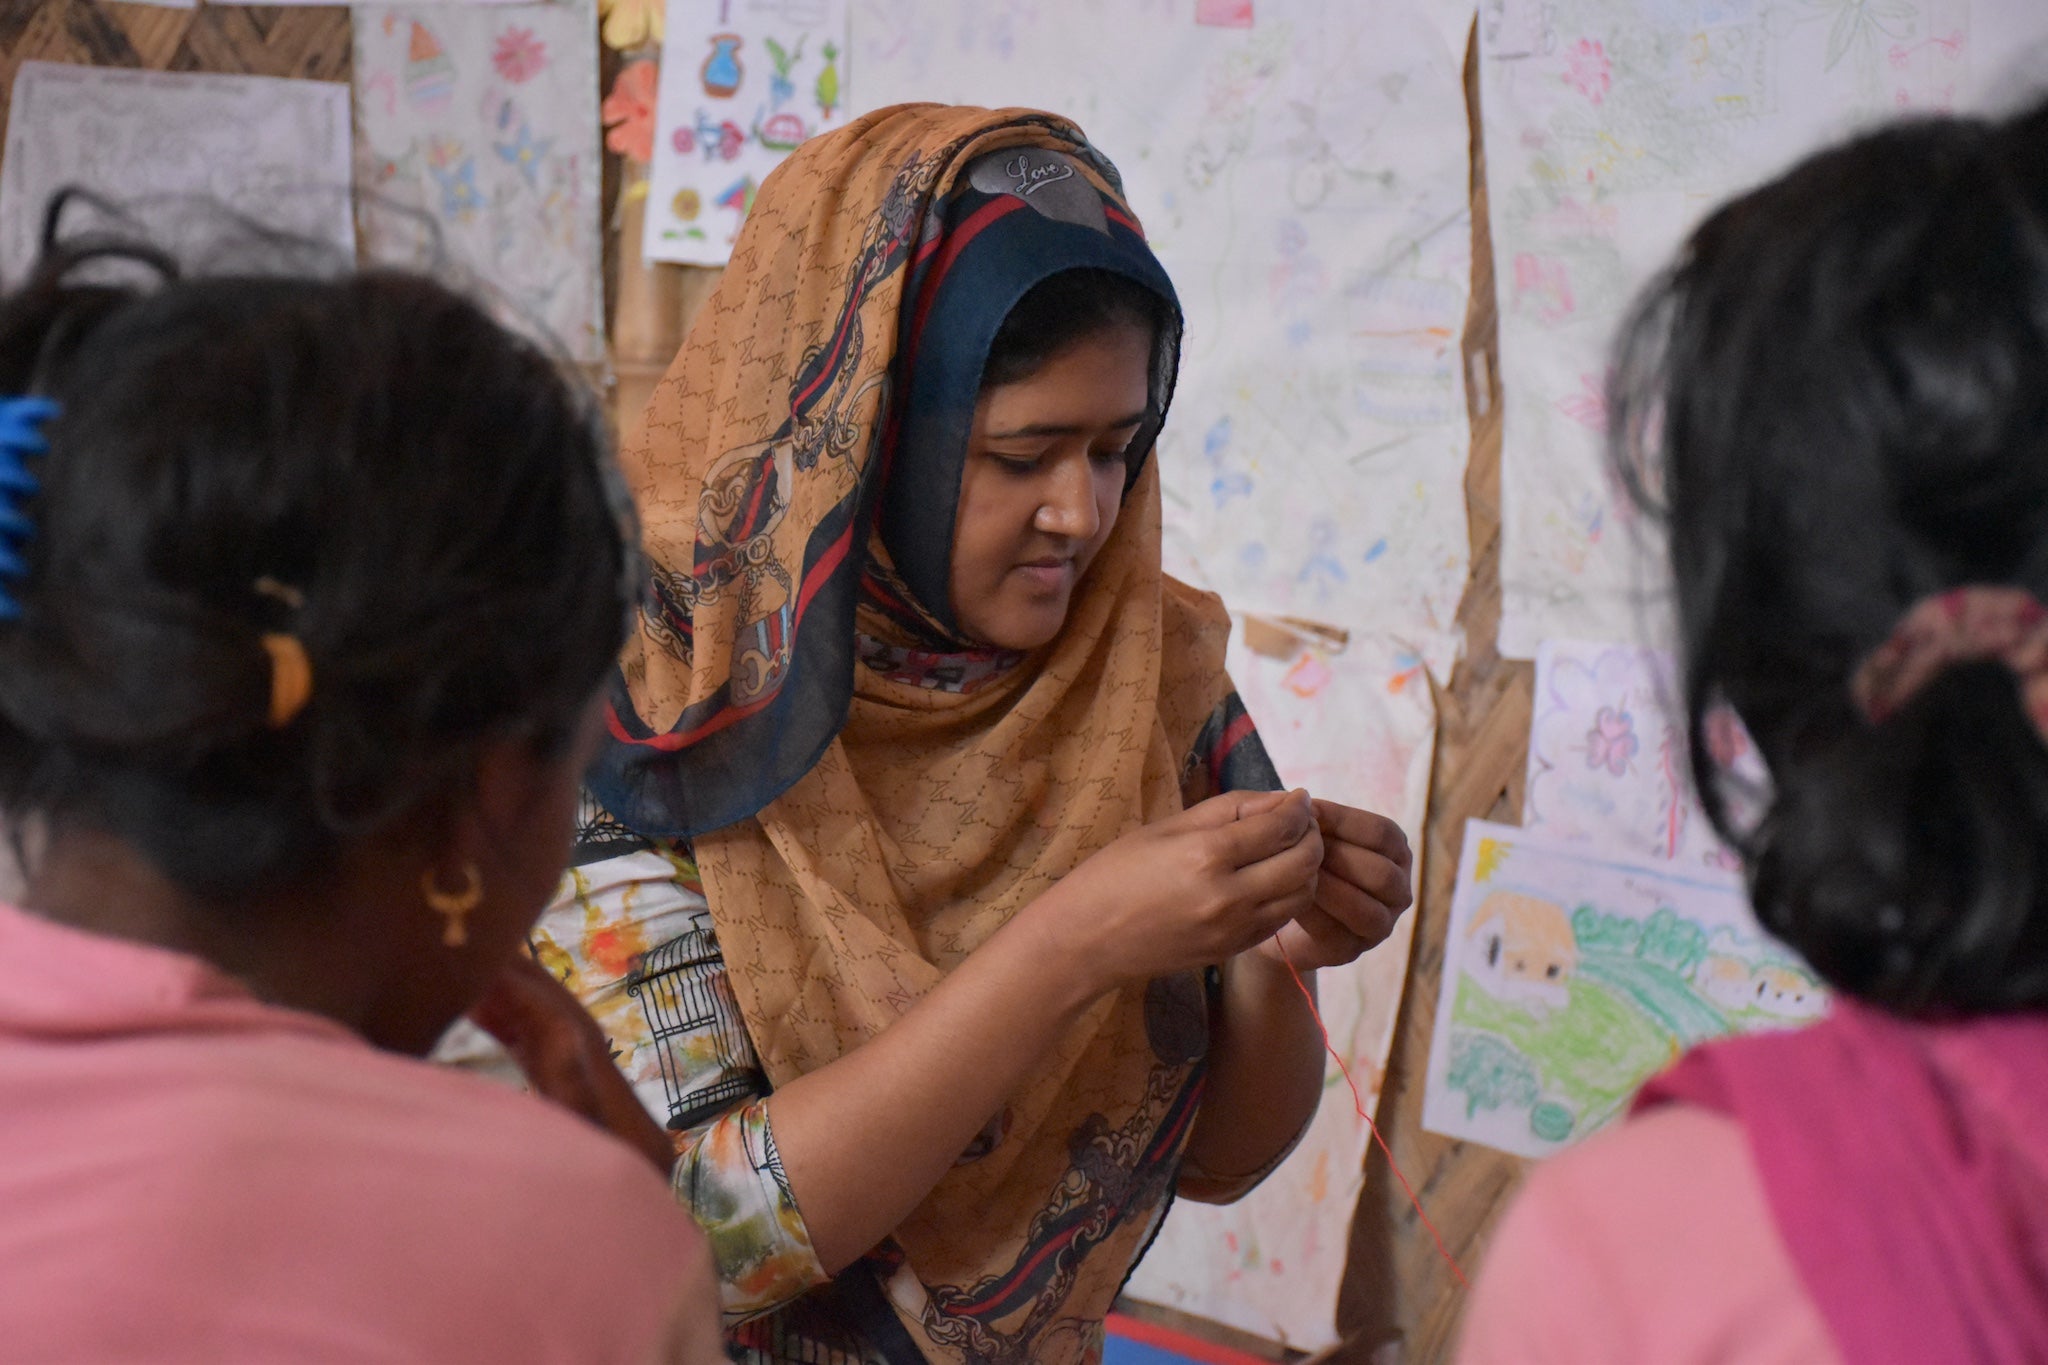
1255, 798, 1414, 971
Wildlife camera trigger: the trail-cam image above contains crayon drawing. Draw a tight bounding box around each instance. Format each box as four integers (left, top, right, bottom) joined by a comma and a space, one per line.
354, 3, 605, 362
1422, 821, 1825, 1160
1119, 621, 1439, 1349
0, 63, 353, 282
643, 0, 850, 265
1485, 0, 2048, 655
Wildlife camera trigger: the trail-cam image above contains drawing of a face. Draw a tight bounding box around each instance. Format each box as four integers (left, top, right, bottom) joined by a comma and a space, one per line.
1750, 966, 1825, 1020
1696, 954, 1758, 1012
1695, 957, 1826, 1021
1466, 891, 1578, 1015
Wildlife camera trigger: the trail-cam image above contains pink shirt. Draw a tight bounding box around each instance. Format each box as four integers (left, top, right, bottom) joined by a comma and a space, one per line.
1463, 1003, 2048, 1363
0, 903, 721, 1364
1457, 1105, 1839, 1364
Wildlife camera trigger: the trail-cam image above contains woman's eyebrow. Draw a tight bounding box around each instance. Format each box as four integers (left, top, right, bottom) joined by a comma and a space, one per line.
984, 410, 1150, 440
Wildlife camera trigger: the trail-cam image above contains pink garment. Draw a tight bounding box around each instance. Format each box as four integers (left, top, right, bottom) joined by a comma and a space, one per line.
1457, 1106, 1839, 1364
1461, 1004, 2048, 1364
1638, 1001, 2048, 1364
0, 903, 719, 1364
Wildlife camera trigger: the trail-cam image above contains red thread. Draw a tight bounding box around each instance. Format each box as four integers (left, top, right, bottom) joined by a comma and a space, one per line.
1276, 941, 1469, 1291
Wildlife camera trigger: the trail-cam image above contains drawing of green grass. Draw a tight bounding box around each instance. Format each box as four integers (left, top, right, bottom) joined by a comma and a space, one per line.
1450, 965, 1681, 1134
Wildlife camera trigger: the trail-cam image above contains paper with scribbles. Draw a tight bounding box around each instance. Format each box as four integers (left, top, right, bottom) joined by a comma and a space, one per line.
0, 63, 353, 282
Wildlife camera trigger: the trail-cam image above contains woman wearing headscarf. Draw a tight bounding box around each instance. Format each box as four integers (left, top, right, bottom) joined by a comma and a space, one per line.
499, 104, 1414, 1364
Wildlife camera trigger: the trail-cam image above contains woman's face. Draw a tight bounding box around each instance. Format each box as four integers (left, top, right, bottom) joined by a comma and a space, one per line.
948, 322, 1153, 650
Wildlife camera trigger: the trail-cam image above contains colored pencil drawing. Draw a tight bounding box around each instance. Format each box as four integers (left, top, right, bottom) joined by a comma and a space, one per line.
354, 4, 605, 363
853, 0, 1476, 668
1523, 638, 1762, 874
644, 0, 849, 265
1484, 0, 2040, 656
1423, 821, 1824, 1159
0, 63, 354, 283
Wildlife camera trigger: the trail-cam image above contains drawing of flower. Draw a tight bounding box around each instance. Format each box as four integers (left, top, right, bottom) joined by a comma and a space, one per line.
602, 60, 658, 164
1512, 252, 1575, 324
1811, 0, 1918, 73
1282, 651, 1333, 700
494, 121, 553, 189
1585, 705, 1639, 776
492, 26, 548, 84
1555, 372, 1606, 431
599, 0, 663, 52
1562, 38, 1612, 104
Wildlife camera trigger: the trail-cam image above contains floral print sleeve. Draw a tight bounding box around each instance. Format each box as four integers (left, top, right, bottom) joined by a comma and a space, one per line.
529, 796, 830, 1323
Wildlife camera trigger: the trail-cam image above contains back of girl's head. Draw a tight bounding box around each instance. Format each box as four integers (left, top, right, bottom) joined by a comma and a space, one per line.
0, 208, 634, 903
1611, 98, 2048, 1014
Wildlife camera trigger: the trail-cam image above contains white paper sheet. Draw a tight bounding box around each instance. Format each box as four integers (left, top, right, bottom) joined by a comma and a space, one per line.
1486, 0, 2048, 657
1118, 621, 1443, 1351
642, 0, 850, 265
1523, 637, 1764, 876
851, 2, 1477, 669
354, 2, 607, 362
0, 63, 354, 282
1421, 819, 1822, 1159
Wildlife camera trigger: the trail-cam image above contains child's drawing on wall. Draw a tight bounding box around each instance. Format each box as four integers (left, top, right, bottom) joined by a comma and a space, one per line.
1464, 890, 1578, 1016
1424, 821, 1825, 1158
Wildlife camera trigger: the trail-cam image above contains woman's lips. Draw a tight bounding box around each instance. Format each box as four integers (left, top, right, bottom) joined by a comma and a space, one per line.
1014, 558, 1075, 591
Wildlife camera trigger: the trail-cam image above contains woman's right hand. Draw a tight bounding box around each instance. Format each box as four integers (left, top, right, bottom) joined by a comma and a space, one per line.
1023, 788, 1323, 995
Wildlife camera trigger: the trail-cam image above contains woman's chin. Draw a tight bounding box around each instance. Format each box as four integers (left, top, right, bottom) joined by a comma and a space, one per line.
960, 598, 1070, 652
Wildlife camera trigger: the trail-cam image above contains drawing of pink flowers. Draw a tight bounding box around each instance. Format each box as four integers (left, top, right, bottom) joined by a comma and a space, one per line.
1512, 252, 1575, 324
1556, 372, 1607, 431
492, 26, 548, 84
601, 60, 657, 164
1585, 705, 1638, 776
1562, 38, 1612, 105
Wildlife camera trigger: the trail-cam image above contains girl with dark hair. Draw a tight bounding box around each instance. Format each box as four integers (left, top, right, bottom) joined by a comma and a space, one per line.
486, 106, 1416, 1362
1460, 101, 2048, 1362
0, 210, 723, 1362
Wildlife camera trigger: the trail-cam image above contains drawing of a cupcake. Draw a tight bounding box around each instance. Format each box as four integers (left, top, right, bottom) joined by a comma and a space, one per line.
405, 21, 455, 115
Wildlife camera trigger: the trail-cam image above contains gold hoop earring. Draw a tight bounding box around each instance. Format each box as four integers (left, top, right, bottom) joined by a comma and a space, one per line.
421, 863, 483, 948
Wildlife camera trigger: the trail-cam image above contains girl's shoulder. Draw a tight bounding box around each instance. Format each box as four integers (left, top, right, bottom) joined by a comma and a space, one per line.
1457, 1105, 1839, 1364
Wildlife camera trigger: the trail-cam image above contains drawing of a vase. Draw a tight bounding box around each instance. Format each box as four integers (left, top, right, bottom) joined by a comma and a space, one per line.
701, 35, 743, 99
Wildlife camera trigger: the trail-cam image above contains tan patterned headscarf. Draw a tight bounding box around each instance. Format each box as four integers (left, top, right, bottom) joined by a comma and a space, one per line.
593, 105, 1274, 1363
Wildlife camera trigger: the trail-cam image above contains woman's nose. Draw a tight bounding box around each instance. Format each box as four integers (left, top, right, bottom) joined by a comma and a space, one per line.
1033, 455, 1101, 540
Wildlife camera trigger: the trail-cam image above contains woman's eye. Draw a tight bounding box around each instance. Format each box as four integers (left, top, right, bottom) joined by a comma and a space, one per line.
1090, 446, 1133, 466
990, 453, 1041, 474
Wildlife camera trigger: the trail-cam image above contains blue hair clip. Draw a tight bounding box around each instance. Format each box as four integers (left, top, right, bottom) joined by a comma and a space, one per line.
0, 396, 59, 622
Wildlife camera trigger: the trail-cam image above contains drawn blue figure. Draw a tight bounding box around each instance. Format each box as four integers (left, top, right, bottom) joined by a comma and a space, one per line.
1211, 471, 1252, 506
494, 122, 552, 189
1202, 420, 1227, 458
701, 33, 743, 99
1199, 415, 1252, 507
764, 35, 805, 110
1362, 537, 1389, 565
429, 158, 484, 220
1296, 520, 1347, 596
